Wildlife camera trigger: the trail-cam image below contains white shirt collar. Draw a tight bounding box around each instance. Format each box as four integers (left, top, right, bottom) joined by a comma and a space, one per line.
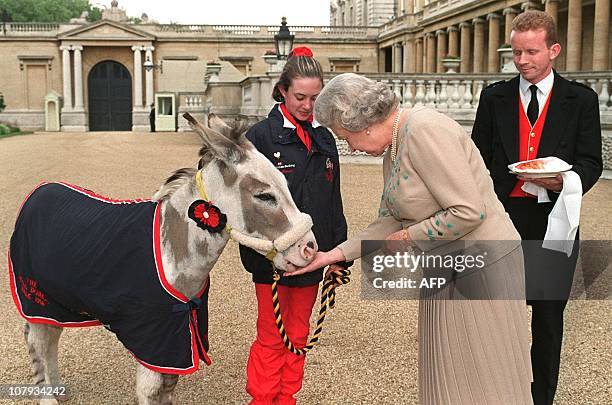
519, 70, 554, 116
276, 104, 321, 129
519, 69, 554, 98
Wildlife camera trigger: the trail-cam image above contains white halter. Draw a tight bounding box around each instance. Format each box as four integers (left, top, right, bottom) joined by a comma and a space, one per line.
195, 169, 313, 261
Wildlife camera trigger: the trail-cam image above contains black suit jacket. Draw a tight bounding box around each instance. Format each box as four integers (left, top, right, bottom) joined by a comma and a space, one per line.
472, 71, 602, 208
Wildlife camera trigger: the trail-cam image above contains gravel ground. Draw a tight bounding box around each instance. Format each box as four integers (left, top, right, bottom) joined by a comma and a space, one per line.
0, 131, 609, 404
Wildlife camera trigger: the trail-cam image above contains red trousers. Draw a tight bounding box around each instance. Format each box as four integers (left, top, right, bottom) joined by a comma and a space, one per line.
246, 283, 318, 405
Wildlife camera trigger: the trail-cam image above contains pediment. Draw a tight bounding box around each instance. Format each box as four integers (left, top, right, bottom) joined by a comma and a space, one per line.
58, 20, 154, 41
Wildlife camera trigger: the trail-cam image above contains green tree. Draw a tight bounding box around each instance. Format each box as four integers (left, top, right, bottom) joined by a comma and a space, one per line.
0, 93, 5, 113
0, 0, 102, 23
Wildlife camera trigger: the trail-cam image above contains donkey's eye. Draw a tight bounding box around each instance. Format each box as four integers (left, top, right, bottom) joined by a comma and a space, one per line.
255, 193, 277, 204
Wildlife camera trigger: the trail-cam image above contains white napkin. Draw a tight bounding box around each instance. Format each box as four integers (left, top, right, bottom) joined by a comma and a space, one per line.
521, 182, 552, 203
542, 171, 583, 257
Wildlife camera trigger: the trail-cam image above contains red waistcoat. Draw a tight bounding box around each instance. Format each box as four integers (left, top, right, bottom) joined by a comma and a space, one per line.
509, 91, 553, 198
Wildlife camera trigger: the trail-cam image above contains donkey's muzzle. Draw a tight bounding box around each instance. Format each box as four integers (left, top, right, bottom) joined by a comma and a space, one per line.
298, 237, 318, 263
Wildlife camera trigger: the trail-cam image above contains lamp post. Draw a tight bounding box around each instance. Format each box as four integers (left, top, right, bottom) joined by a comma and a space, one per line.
274, 17, 294, 60
143, 56, 162, 73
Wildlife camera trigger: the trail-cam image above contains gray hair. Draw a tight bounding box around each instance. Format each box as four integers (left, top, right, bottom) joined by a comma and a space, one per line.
314, 73, 398, 132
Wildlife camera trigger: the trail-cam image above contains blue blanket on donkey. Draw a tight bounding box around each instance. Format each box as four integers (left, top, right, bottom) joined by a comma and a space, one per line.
9, 182, 211, 374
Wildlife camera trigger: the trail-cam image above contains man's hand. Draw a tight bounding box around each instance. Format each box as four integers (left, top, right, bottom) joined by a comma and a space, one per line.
518, 174, 563, 192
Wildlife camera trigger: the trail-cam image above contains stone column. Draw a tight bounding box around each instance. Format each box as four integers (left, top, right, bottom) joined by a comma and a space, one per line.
144, 46, 155, 108
426, 32, 436, 73
132, 45, 143, 109
487, 13, 501, 72
447, 26, 459, 57
566, 0, 583, 71
60, 45, 72, 111
545, 0, 560, 24
404, 0, 414, 14
593, 0, 610, 70
72, 45, 84, 112
436, 29, 447, 73
403, 39, 416, 73
394, 43, 403, 73
416, 0, 424, 12
379, 48, 386, 72
460, 22, 472, 73
472, 18, 485, 73
416, 37, 424, 73
503, 7, 519, 44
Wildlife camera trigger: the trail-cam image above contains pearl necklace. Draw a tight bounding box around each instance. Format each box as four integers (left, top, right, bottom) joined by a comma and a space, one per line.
390, 108, 403, 163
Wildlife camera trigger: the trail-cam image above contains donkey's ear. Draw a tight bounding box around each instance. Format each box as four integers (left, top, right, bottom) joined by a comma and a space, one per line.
183, 113, 245, 163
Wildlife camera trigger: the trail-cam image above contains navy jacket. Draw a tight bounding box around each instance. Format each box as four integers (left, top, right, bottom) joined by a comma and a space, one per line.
239, 105, 350, 286
9, 182, 211, 374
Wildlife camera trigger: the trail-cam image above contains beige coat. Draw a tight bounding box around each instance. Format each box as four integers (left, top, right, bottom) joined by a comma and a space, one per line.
339, 105, 520, 260
338, 106, 533, 404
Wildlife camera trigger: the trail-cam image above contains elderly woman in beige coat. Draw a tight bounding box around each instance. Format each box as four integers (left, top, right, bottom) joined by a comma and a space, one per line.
287, 73, 533, 404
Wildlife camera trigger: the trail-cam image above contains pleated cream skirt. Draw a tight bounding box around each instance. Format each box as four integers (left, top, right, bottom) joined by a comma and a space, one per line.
418, 245, 533, 405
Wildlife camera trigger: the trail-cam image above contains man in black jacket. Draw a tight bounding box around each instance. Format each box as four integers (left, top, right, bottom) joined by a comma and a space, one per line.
471, 11, 602, 405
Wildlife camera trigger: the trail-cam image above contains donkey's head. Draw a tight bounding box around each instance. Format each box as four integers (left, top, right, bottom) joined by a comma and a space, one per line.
184, 113, 317, 270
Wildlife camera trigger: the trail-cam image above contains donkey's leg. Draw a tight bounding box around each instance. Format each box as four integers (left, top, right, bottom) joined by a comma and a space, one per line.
24, 323, 46, 386
160, 374, 179, 405
24, 322, 65, 404
136, 364, 165, 405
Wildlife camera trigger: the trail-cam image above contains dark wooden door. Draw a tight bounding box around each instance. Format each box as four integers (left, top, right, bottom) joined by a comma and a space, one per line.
88, 61, 132, 131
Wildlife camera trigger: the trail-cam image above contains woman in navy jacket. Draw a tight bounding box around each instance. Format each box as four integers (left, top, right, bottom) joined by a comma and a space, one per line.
239, 47, 350, 405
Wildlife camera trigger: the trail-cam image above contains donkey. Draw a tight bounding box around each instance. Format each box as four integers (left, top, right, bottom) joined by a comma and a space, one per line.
8, 113, 318, 404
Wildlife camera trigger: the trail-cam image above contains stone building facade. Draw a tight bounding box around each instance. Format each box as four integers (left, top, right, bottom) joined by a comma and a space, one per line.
0, 1, 379, 131
0, 0, 609, 151
333, 0, 611, 73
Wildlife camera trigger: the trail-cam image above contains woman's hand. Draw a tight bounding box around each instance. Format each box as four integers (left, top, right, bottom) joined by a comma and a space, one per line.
383, 229, 412, 254
326, 263, 347, 279
386, 229, 410, 241
285, 248, 346, 276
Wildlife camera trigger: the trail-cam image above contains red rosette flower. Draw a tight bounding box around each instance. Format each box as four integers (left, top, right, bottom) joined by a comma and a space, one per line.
289, 46, 313, 58
188, 200, 227, 234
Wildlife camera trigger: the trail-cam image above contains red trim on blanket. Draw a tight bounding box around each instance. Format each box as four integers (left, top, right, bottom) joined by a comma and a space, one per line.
131, 349, 199, 375
151, 203, 213, 370
153, 203, 189, 303
58, 182, 152, 204
14, 181, 48, 221
192, 308, 212, 365
7, 249, 101, 328
128, 308, 202, 374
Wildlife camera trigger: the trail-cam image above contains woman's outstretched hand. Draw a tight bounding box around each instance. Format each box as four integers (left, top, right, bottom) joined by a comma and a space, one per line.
284, 247, 346, 276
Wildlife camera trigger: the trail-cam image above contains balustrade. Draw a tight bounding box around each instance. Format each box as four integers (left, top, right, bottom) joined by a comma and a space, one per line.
326, 72, 612, 113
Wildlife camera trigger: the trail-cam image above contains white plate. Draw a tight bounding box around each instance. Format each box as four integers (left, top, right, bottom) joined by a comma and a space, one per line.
508, 157, 572, 177
508, 170, 569, 179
